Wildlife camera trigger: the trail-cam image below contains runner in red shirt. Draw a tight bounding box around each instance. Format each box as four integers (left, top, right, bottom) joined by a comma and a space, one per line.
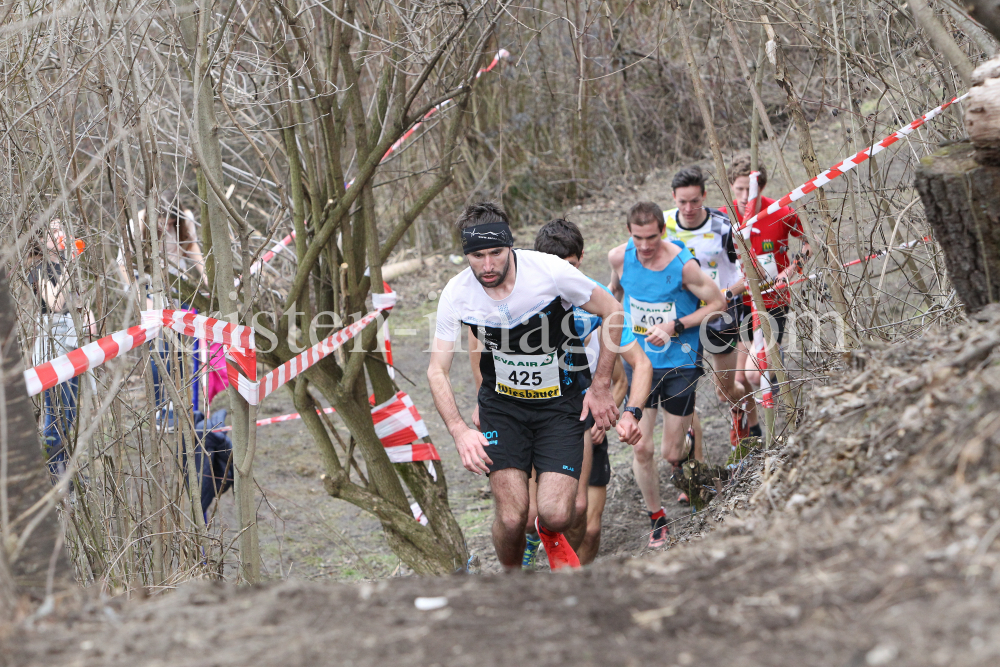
719, 156, 811, 441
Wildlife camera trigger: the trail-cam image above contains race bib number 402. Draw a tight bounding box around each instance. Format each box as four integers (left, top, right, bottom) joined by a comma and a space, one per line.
628, 297, 676, 336
492, 350, 562, 400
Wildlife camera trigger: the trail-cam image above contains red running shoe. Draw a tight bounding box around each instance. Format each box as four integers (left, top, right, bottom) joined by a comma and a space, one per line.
535, 517, 581, 570
677, 491, 690, 505
648, 508, 669, 548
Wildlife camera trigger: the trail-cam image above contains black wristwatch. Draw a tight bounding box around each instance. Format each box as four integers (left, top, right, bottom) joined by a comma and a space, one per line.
724, 289, 734, 301
674, 319, 686, 335
623, 406, 643, 422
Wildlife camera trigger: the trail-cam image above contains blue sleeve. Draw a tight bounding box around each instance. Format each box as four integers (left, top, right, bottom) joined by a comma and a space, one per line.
597, 279, 636, 346
585, 276, 635, 346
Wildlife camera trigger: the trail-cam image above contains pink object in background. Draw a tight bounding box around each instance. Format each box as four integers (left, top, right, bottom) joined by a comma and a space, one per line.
205, 343, 229, 405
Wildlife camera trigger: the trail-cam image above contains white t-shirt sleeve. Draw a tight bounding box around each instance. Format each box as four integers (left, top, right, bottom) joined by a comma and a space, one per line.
434, 279, 462, 341
543, 253, 601, 306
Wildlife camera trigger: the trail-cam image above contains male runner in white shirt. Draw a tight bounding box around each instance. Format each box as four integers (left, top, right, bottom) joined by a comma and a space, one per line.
428, 203, 627, 569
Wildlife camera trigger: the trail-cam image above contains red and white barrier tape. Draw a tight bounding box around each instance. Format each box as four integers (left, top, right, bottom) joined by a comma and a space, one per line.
26, 292, 394, 403
212, 390, 440, 463
250, 50, 510, 275
142, 309, 254, 352
24, 322, 160, 397
226, 291, 397, 405
252, 231, 296, 273
215, 406, 337, 431
25, 309, 254, 398
740, 93, 968, 238
761, 236, 930, 295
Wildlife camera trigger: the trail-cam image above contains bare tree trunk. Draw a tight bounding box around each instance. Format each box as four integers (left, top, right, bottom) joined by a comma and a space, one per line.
910, 0, 974, 86
916, 140, 1000, 311
0, 267, 72, 603
176, 0, 259, 583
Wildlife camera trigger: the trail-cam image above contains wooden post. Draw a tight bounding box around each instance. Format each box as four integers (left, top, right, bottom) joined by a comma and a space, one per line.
914, 57, 1000, 312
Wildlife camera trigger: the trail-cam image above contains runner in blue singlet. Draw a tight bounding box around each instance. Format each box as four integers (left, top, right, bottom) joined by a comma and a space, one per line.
608, 202, 726, 548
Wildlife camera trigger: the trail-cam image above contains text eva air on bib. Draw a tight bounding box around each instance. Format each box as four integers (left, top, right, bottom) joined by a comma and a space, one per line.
628, 297, 676, 336
492, 350, 562, 400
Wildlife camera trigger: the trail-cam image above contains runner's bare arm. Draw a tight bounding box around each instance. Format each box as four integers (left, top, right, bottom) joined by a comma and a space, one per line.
678, 260, 727, 329
578, 285, 623, 384
616, 341, 649, 446
428, 336, 493, 475
468, 328, 483, 428
468, 327, 483, 391
607, 244, 626, 300
577, 285, 623, 430
611, 356, 629, 407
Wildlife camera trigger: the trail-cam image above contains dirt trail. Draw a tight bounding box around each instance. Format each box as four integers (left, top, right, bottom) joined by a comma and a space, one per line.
11, 306, 1000, 666
208, 175, 735, 578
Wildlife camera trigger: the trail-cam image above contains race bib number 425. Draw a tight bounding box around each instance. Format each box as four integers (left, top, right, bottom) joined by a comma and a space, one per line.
492, 350, 562, 400
628, 297, 676, 336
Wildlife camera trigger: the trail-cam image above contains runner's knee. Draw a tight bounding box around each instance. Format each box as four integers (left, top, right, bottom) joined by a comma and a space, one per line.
632, 438, 655, 463
538, 504, 573, 533
495, 505, 528, 536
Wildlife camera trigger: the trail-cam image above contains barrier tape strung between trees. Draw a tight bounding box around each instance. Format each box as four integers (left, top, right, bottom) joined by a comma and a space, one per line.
761, 236, 931, 295
734, 92, 969, 401
226, 291, 397, 405
739, 93, 969, 238
26, 218, 439, 458
24, 310, 255, 397
26, 292, 396, 402
24, 290, 438, 459
214, 391, 439, 463
24, 322, 160, 397
250, 49, 511, 275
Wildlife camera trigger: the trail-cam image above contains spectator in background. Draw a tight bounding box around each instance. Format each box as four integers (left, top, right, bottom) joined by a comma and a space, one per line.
28, 220, 96, 477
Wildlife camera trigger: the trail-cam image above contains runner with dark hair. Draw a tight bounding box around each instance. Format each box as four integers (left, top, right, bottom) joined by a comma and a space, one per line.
428, 203, 626, 569
495, 218, 652, 566
609, 202, 725, 548
662, 166, 747, 459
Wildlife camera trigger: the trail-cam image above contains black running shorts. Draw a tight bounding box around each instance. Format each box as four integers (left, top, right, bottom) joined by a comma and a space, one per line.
623, 363, 699, 417
478, 390, 586, 480
701, 325, 739, 355
589, 440, 611, 487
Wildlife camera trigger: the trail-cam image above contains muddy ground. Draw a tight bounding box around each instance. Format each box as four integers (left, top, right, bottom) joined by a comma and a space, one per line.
10, 305, 1000, 666
11, 167, 1000, 666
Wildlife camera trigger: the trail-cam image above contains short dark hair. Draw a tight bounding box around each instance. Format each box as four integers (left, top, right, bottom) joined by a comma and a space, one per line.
671, 166, 706, 193
534, 219, 585, 259
627, 202, 665, 231
727, 155, 768, 190
456, 201, 509, 231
